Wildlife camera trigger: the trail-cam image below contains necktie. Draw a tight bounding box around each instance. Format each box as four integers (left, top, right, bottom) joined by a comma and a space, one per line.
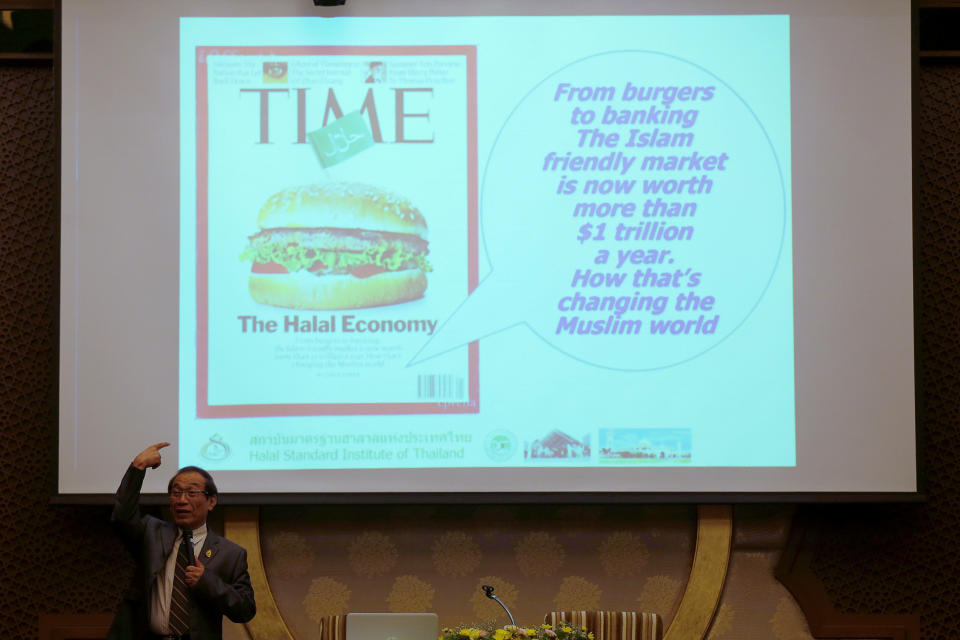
169, 532, 192, 636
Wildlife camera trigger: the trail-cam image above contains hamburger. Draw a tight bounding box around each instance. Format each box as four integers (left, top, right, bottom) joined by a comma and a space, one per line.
240, 183, 431, 309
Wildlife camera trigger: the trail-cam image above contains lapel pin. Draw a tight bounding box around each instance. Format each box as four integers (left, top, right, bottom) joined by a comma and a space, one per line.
205, 549, 212, 558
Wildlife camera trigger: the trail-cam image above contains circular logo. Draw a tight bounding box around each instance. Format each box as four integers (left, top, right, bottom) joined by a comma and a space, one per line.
201, 434, 231, 461
485, 430, 518, 462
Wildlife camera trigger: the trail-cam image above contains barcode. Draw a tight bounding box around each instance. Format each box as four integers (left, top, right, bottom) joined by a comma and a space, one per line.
417, 374, 465, 399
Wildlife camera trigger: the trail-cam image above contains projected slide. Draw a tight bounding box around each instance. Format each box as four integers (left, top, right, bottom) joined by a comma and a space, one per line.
179, 15, 793, 471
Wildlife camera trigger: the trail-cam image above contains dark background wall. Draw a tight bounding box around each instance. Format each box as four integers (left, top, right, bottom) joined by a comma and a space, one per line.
1, 41, 958, 640
0, 62, 130, 631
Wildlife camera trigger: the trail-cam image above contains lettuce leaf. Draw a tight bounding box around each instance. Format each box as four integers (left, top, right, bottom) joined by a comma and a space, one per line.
239, 241, 432, 274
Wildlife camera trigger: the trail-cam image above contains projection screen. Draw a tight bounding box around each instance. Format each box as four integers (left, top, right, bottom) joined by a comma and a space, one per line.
58, 0, 917, 497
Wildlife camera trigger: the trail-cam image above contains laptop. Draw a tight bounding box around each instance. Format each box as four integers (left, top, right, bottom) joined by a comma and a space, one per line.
346, 613, 440, 640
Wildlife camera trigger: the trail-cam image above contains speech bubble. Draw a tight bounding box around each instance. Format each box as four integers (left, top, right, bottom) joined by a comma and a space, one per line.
412, 51, 787, 370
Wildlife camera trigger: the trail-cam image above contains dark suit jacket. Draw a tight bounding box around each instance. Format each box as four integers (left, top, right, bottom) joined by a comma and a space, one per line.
107, 465, 256, 640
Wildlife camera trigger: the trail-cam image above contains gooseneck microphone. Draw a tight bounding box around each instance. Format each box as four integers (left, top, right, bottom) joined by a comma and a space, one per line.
481, 585, 516, 627
182, 528, 195, 564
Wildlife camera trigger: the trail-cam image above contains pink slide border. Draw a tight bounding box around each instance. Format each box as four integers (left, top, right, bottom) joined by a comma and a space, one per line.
194, 45, 479, 418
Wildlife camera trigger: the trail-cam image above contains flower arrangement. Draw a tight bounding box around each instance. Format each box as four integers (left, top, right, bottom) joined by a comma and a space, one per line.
441, 624, 594, 640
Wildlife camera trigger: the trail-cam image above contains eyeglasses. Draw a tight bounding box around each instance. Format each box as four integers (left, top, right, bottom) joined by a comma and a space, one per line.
168, 490, 209, 499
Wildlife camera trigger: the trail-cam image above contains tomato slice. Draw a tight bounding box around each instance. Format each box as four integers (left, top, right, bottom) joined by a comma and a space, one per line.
349, 264, 387, 279
251, 261, 288, 274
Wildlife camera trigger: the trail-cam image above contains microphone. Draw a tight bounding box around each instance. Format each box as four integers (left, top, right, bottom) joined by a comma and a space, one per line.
481, 585, 516, 627
181, 528, 195, 565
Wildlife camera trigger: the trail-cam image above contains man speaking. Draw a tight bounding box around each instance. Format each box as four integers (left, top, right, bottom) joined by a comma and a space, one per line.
108, 442, 256, 640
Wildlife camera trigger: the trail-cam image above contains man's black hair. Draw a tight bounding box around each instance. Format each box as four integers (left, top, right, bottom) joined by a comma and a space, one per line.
168, 466, 218, 498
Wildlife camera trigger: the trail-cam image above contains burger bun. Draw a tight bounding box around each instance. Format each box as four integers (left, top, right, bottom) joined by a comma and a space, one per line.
256, 183, 427, 239
249, 268, 427, 310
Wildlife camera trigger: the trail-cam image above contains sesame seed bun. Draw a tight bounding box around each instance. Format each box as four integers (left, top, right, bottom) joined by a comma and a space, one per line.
256, 183, 427, 239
